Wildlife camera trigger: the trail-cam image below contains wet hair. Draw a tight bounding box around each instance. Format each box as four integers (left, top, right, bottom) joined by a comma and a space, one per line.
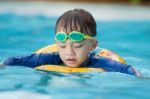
55, 9, 97, 37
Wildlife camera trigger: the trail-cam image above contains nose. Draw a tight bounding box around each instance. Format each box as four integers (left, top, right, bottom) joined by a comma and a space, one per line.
66, 45, 75, 56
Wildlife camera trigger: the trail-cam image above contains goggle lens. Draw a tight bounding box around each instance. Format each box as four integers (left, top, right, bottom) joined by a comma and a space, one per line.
69, 32, 84, 42
55, 32, 67, 42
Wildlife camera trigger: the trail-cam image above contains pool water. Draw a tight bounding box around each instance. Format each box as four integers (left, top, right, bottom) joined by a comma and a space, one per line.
0, 12, 150, 99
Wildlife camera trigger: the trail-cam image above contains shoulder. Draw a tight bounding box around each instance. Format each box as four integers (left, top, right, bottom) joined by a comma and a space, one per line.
90, 55, 131, 71
91, 55, 116, 68
33, 52, 61, 62
37, 52, 60, 58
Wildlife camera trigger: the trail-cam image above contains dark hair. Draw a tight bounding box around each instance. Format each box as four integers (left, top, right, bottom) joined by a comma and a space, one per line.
55, 9, 97, 37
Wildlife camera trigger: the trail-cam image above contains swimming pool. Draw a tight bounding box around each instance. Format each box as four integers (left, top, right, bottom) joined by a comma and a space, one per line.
0, 2, 150, 99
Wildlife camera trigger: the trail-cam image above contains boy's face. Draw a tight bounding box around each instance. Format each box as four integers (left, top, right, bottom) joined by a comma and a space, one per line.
56, 39, 97, 68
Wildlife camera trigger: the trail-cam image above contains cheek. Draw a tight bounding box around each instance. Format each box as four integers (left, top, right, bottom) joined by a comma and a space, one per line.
75, 47, 90, 59
58, 49, 66, 60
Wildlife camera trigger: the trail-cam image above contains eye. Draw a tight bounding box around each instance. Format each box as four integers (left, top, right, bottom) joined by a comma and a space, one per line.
58, 43, 66, 48
60, 44, 66, 48
73, 44, 83, 48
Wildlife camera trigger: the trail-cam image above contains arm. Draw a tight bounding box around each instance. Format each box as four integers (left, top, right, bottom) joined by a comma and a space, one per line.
113, 61, 142, 77
93, 57, 142, 77
112, 60, 142, 77
2, 53, 61, 68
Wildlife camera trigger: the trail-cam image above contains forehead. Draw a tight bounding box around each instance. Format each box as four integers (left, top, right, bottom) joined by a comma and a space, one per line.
56, 30, 82, 34
56, 18, 82, 33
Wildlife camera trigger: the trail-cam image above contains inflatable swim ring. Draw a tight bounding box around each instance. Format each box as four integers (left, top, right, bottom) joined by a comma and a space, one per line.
35, 65, 104, 73
35, 44, 126, 73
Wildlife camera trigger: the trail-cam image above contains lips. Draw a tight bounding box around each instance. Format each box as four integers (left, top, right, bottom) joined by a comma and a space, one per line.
66, 58, 77, 64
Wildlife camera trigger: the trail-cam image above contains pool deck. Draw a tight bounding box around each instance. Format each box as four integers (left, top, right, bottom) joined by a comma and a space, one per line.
0, 1, 150, 21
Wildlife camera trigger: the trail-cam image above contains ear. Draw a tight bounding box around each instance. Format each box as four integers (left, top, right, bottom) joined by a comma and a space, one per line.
90, 40, 98, 51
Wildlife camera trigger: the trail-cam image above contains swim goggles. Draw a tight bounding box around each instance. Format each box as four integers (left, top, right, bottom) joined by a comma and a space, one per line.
55, 31, 95, 42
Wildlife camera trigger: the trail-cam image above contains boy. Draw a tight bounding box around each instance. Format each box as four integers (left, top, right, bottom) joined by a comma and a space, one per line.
0, 9, 141, 77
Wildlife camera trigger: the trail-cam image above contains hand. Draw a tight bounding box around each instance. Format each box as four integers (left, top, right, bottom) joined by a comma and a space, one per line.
0, 62, 5, 68
132, 67, 142, 77
135, 70, 142, 77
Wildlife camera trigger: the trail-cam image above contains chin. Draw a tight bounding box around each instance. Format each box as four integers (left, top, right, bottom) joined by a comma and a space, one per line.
65, 64, 80, 68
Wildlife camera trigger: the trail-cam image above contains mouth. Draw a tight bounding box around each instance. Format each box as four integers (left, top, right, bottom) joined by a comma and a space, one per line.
66, 58, 77, 64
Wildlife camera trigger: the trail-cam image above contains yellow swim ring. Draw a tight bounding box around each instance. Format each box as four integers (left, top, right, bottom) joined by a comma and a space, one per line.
35, 65, 104, 73
35, 44, 126, 73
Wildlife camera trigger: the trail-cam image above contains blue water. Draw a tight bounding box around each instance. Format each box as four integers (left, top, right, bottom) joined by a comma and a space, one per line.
0, 12, 150, 99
